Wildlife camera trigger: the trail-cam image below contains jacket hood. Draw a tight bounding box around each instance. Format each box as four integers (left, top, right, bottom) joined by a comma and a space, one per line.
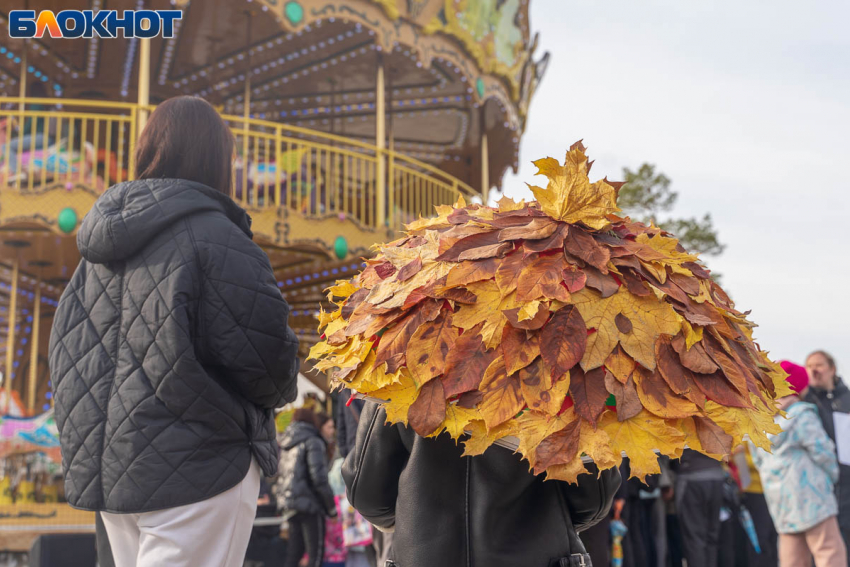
772, 401, 820, 450
281, 421, 324, 451
77, 178, 252, 264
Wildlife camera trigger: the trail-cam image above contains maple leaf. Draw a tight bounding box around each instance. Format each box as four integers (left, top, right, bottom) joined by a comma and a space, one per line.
502, 326, 541, 376
519, 357, 570, 416
374, 300, 441, 373
478, 356, 524, 429
572, 287, 682, 371
497, 195, 526, 212
495, 250, 525, 297
547, 419, 619, 483
408, 379, 447, 436
371, 370, 419, 426
462, 420, 519, 457
600, 409, 686, 480
704, 397, 782, 452
564, 227, 611, 272
446, 257, 499, 287
442, 328, 499, 398
436, 403, 482, 440
517, 255, 571, 303
527, 142, 620, 229
540, 305, 586, 380
569, 366, 610, 424
406, 311, 458, 385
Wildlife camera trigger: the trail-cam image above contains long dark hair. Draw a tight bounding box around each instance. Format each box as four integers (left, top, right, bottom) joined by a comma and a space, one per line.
134, 96, 233, 194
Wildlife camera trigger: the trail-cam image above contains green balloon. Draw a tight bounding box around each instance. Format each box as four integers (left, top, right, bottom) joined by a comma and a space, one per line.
333, 236, 348, 260
57, 208, 78, 234
476, 77, 485, 99
285, 1, 304, 25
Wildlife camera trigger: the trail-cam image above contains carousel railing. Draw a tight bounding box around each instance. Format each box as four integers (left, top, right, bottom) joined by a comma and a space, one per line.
0, 97, 478, 232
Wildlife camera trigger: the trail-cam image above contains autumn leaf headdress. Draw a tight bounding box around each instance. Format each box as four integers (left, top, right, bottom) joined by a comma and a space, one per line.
310, 141, 787, 481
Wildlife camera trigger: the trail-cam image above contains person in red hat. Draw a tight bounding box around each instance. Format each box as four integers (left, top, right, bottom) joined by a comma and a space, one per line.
751, 360, 847, 567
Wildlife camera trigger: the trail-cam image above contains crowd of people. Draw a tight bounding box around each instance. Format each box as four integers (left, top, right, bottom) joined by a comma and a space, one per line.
579, 351, 850, 567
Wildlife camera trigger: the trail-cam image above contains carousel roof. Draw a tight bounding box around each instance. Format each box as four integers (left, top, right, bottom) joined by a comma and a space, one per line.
0, 0, 548, 189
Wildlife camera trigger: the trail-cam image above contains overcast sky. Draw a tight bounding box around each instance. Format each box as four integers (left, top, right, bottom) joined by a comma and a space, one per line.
500, 0, 850, 371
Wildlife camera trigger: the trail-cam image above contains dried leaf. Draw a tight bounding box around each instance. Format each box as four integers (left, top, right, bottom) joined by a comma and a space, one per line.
569, 366, 609, 424
605, 371, 643, 421
499, 217, 558, 241
671, 334, 718, 374
517, 255, 571, 303
562, 267, 587, 293
502, 326, 541, 375
528, 143, 620, 229
693, 416, 733, 457
704, 397, 782, 452
478, 356, 524, 429
442, 328, 499, 398
446, 258, 498, 287
656, 335, 707, 407
572, 287, 682, 371
462, 419, 519, 456
495, 250, 525, 297
605, 345, 637, 384
409, 379, 447, 436
374, 300, 441, 373
524, 223, 570, 253
519, 357, 570, 416
633, 367, 700, 419
372, 370, 419, 426
503, 301, 549, 330
540, 305, 587, 380
600, 409, 685, 480
533, 419, 581, 474
406, 311, 458, 384
438, 404, 482, 440
564, 227, 611, 273
584, 267, 620, 298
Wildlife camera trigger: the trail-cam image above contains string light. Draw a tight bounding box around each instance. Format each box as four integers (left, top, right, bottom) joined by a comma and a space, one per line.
86, 0, 103, 78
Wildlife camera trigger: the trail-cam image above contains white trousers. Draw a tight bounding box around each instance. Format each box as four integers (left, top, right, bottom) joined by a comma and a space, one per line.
101, 459, 261, 567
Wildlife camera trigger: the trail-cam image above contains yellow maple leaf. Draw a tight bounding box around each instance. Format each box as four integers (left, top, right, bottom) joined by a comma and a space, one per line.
600, 409, 685, 480
517, 300, 542, 322
327, 280, 359, 303
703, 396, 782, 452
454, 281, 509, 349
546, 420, 619, 484
635, 233, 699, 266
308, 340, 339, 361
497, 195, 526, 212
759, 353, 793, 398
527, 144, 619, 229
572, 287, 682, 371
435, 404, 482, 440
462, 420, 519, 457
515, 409, 577, 468
347, 351, 401, 393
318, 308, 340, 331
679, 317, 704, 350
372, 370, 419, 427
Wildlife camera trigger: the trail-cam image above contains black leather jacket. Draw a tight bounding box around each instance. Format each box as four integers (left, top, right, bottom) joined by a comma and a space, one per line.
343, 403, 620, 567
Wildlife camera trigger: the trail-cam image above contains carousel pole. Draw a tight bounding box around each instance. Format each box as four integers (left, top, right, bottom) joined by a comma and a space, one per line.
5, 260, 19, 414
240, 13, 253, 206
137, 32, 151, 134
481, 132, 489, 203
375, 54, 386, 229
27, 282, 40, 414
16, 40, 27, 189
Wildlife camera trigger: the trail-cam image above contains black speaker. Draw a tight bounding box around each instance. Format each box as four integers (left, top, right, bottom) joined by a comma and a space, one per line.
29, 533, 97, 567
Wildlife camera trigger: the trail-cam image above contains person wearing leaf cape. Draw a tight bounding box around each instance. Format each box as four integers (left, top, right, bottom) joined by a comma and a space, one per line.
342, 402, 620, 567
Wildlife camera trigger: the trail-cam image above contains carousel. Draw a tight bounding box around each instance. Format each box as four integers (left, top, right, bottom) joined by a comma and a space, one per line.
0, 0, 545, 549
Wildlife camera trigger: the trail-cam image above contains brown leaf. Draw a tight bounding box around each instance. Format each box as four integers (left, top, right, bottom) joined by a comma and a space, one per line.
584, 266, 619, 298
605, 345, 637, 384
341, 288, 370, 320
564, 227, 611, 272
569, 366, 609, 425
396, 257, 423, 282
374, 300, 441, 373
605, 371, 642, 421
519, 357, 569, 415
457, 390, 484, 408
447, 208, 471, 225
446, 258, 498, 287
442, 328, 499, 397
683, 261, 711, 279
693, 416, 733, 456
478, 356, 524, 429
540, 305, 587, 380
503, 302, 549, 330
703, 335, 751, 399
693, 370, 751, 408
615, 313, 633, 334
502, 326, 541, 375
375, 262, 397, 279
524, 223, 570, 253
562, 267, 587, 293
671, 335, 719, 374
408, 379, 446, 436
406, 311, 458, 384
499, 217, 558, 241
633, 367, 700, 419
653, 277, 690, 304
670, 273, 699, 295
655, 335, 707, 407
619, 270, 651, 297
495, 250, 525, 297
517, 255, 571, 302
681, 300, 724, 326
533, 419, 581, 474
437, 231, 508, 262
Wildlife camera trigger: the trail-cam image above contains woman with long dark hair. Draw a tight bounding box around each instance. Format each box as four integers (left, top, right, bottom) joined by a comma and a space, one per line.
49, 96, 300, 567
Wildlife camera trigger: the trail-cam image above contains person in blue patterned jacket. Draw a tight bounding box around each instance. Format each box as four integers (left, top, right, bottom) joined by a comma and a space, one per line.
752, 362, 847, 567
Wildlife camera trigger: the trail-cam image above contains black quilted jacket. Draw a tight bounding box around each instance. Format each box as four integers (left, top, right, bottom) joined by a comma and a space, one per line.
343, 403, 620, 567
274, 421, 336, 517
48, 178, 300, 513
